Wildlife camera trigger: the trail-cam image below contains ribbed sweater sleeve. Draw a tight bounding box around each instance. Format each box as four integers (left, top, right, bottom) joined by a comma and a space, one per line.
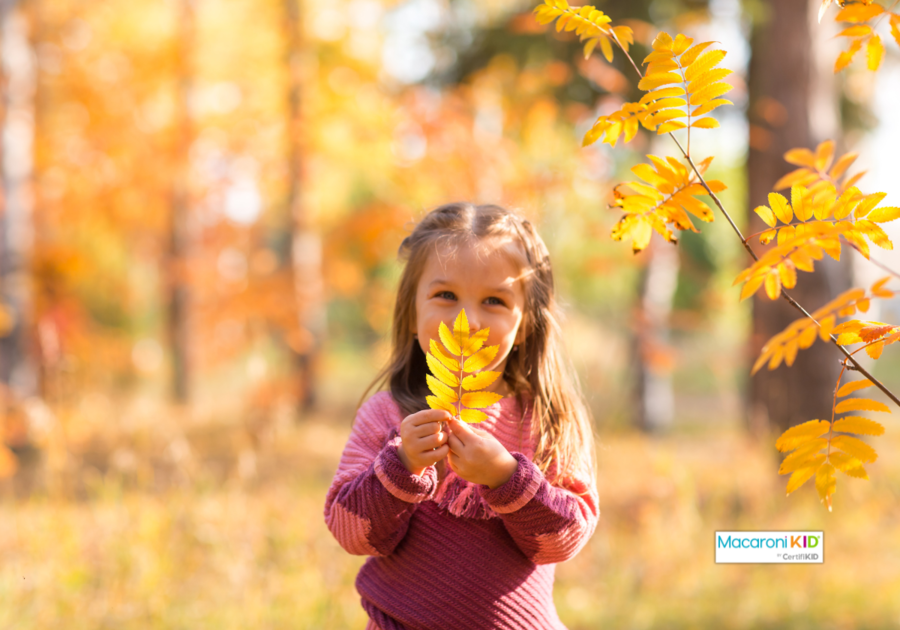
478, 452, 599, 564
324, 392, 439, 556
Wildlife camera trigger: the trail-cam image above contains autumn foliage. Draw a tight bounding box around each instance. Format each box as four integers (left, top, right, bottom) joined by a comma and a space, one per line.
425, 309, 504, 424
536, 0, 900, 510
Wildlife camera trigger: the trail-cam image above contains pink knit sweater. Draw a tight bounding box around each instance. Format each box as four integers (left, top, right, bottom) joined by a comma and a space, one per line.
324, 391, 599, 630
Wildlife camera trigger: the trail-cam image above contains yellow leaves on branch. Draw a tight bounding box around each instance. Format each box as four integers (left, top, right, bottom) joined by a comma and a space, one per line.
425, 309, 503, 423
533, 0, 634, 63
610, 155, 725, 253
819, 0, 899, 72
775, 140, 865, 194
831, 317, 900, 359
776, 377, 887, 512
752, 278, 894, 374
737, 140, 898, 302
582, 31, 732, 147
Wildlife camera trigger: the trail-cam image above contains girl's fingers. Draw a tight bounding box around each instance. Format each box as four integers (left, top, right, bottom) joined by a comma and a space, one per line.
447, 431, 465, 452
416, 431, 446, 450
410, 422, 443, 439
408, 409, 450, 427
422, 444, 449, 464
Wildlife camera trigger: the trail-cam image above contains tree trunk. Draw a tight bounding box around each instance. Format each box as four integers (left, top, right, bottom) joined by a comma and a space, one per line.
167, 0, 194, 403
284, 0, 323, 413
632, 240, 679, 431
0, 0, 36, 398
747, 0, 846, 436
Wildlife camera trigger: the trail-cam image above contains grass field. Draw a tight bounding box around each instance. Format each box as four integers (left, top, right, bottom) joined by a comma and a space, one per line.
3, 399, 900, 630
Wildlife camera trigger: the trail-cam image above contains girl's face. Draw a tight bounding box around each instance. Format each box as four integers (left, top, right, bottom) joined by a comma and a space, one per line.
414, 238, 527, 395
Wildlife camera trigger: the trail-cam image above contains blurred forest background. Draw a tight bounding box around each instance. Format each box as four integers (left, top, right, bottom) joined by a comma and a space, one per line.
2, 0, 900, 627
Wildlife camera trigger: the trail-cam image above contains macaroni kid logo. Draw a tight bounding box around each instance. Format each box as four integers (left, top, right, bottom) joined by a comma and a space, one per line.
715, 531, 824, 564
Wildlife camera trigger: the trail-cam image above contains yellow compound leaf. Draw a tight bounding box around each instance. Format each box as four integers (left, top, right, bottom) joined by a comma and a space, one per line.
427, 374, 458, 405
831, 435, 878, 463
691, 117, 720, 129
459, 409, 488, 424
691, 98, 732, 117
461, 370, 501, 391
461, 391, 504, 409
834, 398, 891, 414
779, 438, 828, 474
785, 148, 816, 167
854, 192, 887, 217
783, 453, 827, 480
638, 72, 682, 91
866, 340, 885, 359
866, 207, 900, 223
835, 3, 884, 22
792, 185, 812, 221
838, 25, 872, 37
779, 261, 798, 289
776, 419, 830, 453
835, 39, 863, 72
464, 345, 499, 372
688, 82, 732, 107
679, 41, 714, 67
765, 270, 781, 300
871, 276, 893, 298
768, 192, 793, 224
453, 307, 470, 339
463, 328, 490, 356
656, 120, 687, 134
836, 379, 874, 397
740, 273, 766, 301
599, 34, 614, 62
684, 49, 727, 82
425, 308, 503, 423
426, 353, 459, 388
830, 151, 859, 181
786, 458, 823, 495
816, 463, 836, 511
815, 140, 835, 172
686, 67, 732, 94
427, 395, 457, 416
671, 33, 693, 56
799, 324, 818, 349
867, 35, 885, 71
439, 321, 461, 356
828, 452, 868, 479
832, 416, 885, 437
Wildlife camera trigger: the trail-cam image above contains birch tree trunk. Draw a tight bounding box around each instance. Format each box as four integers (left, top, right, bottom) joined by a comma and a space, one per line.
632, 240, 679, 431
0, 1, 36, 398
747, 0, 846, 435
284, 0, 323, 412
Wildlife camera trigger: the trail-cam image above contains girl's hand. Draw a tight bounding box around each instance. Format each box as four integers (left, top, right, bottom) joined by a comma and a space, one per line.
397, 409, 451, 476
446, 418, 518, 489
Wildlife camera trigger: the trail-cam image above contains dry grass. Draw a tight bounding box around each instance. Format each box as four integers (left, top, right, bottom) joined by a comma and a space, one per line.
3, 403, 900, 629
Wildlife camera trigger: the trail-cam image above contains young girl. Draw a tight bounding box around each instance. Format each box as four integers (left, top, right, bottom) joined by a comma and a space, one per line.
324, 203, 598, 630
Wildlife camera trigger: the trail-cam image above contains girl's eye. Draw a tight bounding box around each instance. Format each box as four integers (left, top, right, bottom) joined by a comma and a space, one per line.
436, 291, 456, 300
485, 297, 505, 306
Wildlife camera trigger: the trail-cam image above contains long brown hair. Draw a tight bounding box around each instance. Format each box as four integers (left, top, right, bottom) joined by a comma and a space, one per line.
361, 202, 595, 482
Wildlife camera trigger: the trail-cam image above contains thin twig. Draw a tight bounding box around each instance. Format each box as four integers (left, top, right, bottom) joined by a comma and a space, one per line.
847, 242, 900, 281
